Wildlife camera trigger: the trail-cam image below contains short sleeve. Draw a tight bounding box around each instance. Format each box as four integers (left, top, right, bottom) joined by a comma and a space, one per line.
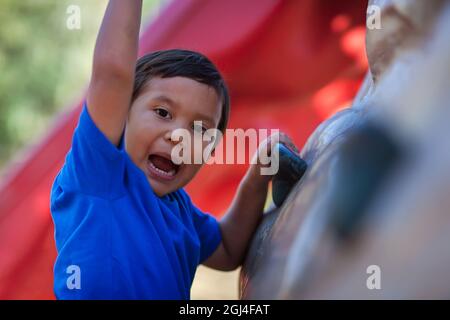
186, 197, 222, 264
56, 103, 126, 199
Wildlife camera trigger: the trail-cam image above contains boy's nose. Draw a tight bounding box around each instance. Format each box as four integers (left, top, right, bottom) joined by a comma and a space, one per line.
164, 129, 183, 145
164, 130, 175, 144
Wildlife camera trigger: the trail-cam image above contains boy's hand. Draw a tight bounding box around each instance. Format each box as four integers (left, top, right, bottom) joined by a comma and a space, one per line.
204, 132, 299, 271
246, 132, 299, 186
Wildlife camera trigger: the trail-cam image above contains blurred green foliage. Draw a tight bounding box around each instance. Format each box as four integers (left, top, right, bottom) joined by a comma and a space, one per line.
0, 0, 160, 171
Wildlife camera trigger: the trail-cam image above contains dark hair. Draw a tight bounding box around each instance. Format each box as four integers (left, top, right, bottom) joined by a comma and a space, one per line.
132, 49, 230, 133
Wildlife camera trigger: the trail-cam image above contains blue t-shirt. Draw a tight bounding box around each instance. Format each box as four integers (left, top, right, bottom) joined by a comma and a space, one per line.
50, 104, 222, 299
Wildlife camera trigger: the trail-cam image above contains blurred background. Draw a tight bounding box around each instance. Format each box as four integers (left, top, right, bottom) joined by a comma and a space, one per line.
0, 0, 368, 299
0, 0, 162, 172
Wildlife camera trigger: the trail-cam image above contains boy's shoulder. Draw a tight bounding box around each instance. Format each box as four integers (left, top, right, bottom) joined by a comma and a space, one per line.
53, 103, 128, 200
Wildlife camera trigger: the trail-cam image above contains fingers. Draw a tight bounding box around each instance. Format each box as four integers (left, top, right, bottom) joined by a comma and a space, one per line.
266, 132, 298, 154
253, 132, 298, 165
278, 132, 299, 154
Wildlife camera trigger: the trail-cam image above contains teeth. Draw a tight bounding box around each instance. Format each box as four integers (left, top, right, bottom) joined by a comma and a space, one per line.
149, 160, 175, 177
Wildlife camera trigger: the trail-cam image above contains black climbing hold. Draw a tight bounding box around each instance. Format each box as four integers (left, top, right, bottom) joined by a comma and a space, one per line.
272, 143, 308, 207
330, 122, 401, 241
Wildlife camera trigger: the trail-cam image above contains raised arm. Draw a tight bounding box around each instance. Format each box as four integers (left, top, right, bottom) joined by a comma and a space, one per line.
87, 0, 143, 146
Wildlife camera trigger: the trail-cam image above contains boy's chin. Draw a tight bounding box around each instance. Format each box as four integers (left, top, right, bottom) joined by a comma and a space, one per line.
148, 180, 172, 197
147, 177, 178, 197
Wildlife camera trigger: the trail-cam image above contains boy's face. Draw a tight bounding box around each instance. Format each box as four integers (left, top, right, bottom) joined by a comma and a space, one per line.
124, 76, 222, 197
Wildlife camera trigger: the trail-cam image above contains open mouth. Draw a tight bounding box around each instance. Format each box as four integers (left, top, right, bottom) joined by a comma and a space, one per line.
147, 154, 180, 181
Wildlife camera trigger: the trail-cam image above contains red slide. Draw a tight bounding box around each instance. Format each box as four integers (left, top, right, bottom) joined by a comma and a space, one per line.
0, 0, 367, 299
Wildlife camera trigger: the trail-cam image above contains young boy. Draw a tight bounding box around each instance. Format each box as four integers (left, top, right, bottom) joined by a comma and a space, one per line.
51, 0, 297, 299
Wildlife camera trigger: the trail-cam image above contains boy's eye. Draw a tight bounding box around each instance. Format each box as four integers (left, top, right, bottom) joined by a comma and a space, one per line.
154, 107, 171, 119
192, 123, 207, 134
